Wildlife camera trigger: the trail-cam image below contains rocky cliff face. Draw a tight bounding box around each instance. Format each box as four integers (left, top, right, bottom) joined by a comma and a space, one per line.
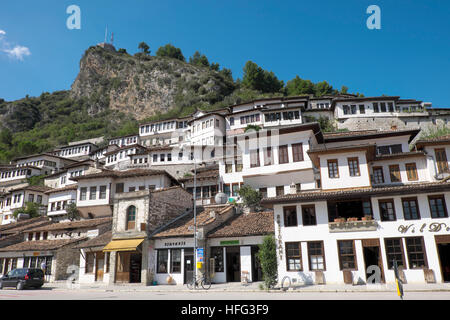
70, 46, 235, 120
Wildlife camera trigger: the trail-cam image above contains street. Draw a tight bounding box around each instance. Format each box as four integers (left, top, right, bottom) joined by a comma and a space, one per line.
0, 287, 449, 300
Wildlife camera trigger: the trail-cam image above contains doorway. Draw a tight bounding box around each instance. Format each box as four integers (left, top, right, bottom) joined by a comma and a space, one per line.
129, 253, 142, 283
437, 243, 450, 282
184, 249, 194, 284
362, 239, 385, 284
251, 246, 262, 282
226, 247, 241, 282
95, 252, 104, 282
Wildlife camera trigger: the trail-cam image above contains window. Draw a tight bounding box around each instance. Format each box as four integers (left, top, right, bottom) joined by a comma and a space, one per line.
28, 194, 34, 203
384, 238, 406, 270
99, 186, 107, 199
264, 147, 273, 166
89, 187, 97, 200
380, 102, 387, 112
259, 188, 267, 198
225, 163, 233, 173
276, 186, 284, 197
373, 167, 384, 184
292, 143, 304, 162
359, 104, 365, 114
435, 148, 449, 174
428, 195, 448, 218
389, 165, 401, 182
223, 184, 231, 197
80, 187, 87, 201
373, 102, 379, 113
362, 200, 373, 217
402, 197, 420, 220
283, 206, 298, 227
211, 247, 224, 272
167, 153, 172, 162
405, 237, 427, 269
235, 162, 243, 172
302, 205, 316, 226
388, 102, 394, 112
43, 232, 48, 240
129, 186, 136, 192
126, 206, 136, 230
350, 105, 357, 114
230, 117, 234, 126
232, 183, 240, 197
170, 249, 181, 273
250, 149, 260, 168
308, 241, 325, 271
278, 145, 289, 164
160, 154, 165, 162
377, 144, 402, 155
116, 183, 124, 193
153, 154, 158, 162
347, 157, 360, 176
157, 250, 168, 273
379, 199, 396, 221
327, 159, 339, 178
343, 105, 350, 115
405, 163, 418, 181
285, 242, 302, 271
85, 252, 95, 273
338, 240, 356, 270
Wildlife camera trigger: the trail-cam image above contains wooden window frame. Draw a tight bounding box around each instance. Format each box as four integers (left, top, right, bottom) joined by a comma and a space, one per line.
285, 242, 302, 271
264, 147, 273, 166
156, 249, 169, 273
401, 197, 421, 220
292, 143, 304, 162
435, 148, 449, 174
384, 238, 407, 270
428, 194, 448, 218
278, 145, 289, 164
389, 164, 401, 183
405, 236, 428, 269
327, 159, 339, 178
347, 157, 360, 177
283, 206, 298, 227
126, 205, 136, 230
405, 163, 418, 181
378, 199, 397, 221
337, 240, 357, 271
250, 149, 260, 168
301, 205, 317, 226
308, 241, 326, 271
373, 166, 384, 184
170, 249, 182, 274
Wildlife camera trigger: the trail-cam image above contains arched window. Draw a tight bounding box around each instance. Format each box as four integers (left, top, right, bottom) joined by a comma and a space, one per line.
126, 206, 136, 230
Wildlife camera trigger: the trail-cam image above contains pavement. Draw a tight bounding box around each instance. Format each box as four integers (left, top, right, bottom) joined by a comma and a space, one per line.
43, 280, 450, 293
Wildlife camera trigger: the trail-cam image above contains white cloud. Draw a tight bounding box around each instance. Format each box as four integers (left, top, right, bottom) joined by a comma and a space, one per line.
0, 30, 5, 35
4, 45, 31, 60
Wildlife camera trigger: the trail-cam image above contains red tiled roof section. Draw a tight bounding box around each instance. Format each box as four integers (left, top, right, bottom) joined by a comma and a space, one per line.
44, 184, 78, 194
0, 238, 87, 252
70, 169, 170, 181
208, 211, 274, 238
0, 217, 50, 233
153, 205, 233, 238
74, 231, 112, 249
179, 169, 219, 182
24, 217, 112, 232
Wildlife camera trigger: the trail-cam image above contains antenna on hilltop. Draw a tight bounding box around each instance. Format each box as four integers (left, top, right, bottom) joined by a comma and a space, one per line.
111, 32, 114, 45
104, 25, 108, 43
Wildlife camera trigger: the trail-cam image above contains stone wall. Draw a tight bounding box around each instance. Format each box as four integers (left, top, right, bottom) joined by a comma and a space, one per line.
54, 242, 83, 280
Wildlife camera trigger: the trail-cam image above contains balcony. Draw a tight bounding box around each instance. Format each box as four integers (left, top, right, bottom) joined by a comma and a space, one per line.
328, 218, 378, 233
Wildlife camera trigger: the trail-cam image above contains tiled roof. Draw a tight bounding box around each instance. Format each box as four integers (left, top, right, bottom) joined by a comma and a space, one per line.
0, 217, 50, 233
103, 144, 146, 156
0, 238, 87, 252
74, 231, 112, 249
373, 151, 426, 161
44, 184, 78, 194
24, 217, 112, 232
415, 135, 450, 147
323, 129, 420, 143
0, 219, 53, 236
208, 211, 274, 238
179, 168, 219, 182
152, 205, 233, 238
261, 181, 450, 204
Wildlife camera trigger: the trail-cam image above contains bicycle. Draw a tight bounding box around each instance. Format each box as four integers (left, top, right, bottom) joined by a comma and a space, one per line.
186, 274, 212, 290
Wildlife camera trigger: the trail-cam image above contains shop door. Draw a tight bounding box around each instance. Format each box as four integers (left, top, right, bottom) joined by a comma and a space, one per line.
184, 249, 194, 284
129, 253, 142, 283
362, 239, 385, 284
436, 236, 450, 282
226, 247, 241, 282
95, 252, 104, 282
115, 252, 130, 283
251, 246, 263, 282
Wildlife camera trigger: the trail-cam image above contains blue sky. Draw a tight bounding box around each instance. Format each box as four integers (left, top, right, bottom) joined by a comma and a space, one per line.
0, 0, 449, 106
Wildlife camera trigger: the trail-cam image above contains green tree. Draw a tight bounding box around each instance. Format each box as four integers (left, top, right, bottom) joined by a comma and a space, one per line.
0, 128, 12, 146
242, 61, 283, 93
66, 202, 81, 221
189, 51, 210, 67
138, 42, 151, 55
237, 185, 262, 211
285, 76, 315, 96
13, 202, 41, 218
314, 80, 335, 97
156, 44, 185, 61
257, 235, 278, 289
340, 85, 349, 94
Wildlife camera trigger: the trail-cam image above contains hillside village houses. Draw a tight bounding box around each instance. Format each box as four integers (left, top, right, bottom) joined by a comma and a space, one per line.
0, 94, 450, 287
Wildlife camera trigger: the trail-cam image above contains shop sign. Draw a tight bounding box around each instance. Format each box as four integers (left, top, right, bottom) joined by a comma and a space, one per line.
33, 252, 40, 256
163, 241, 186, 247
398, 222, 450, 234
219, 240, 240, 246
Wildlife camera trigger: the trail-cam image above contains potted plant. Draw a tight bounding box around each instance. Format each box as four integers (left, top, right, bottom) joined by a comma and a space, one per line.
361, 215, 373, 221
334, 217, 346, 223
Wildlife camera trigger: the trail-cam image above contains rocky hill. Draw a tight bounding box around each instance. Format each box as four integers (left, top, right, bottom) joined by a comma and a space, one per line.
70, 46, 236, 120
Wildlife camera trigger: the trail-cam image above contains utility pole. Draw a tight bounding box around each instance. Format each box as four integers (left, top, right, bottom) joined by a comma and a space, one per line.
193, 145, 198, 289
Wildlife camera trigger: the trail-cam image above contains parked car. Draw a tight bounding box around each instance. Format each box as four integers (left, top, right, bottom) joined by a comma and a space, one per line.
0, 268, 44, 290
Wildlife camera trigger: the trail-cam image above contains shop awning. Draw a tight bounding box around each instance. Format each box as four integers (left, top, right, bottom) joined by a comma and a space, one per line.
102, 238, 144, 252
